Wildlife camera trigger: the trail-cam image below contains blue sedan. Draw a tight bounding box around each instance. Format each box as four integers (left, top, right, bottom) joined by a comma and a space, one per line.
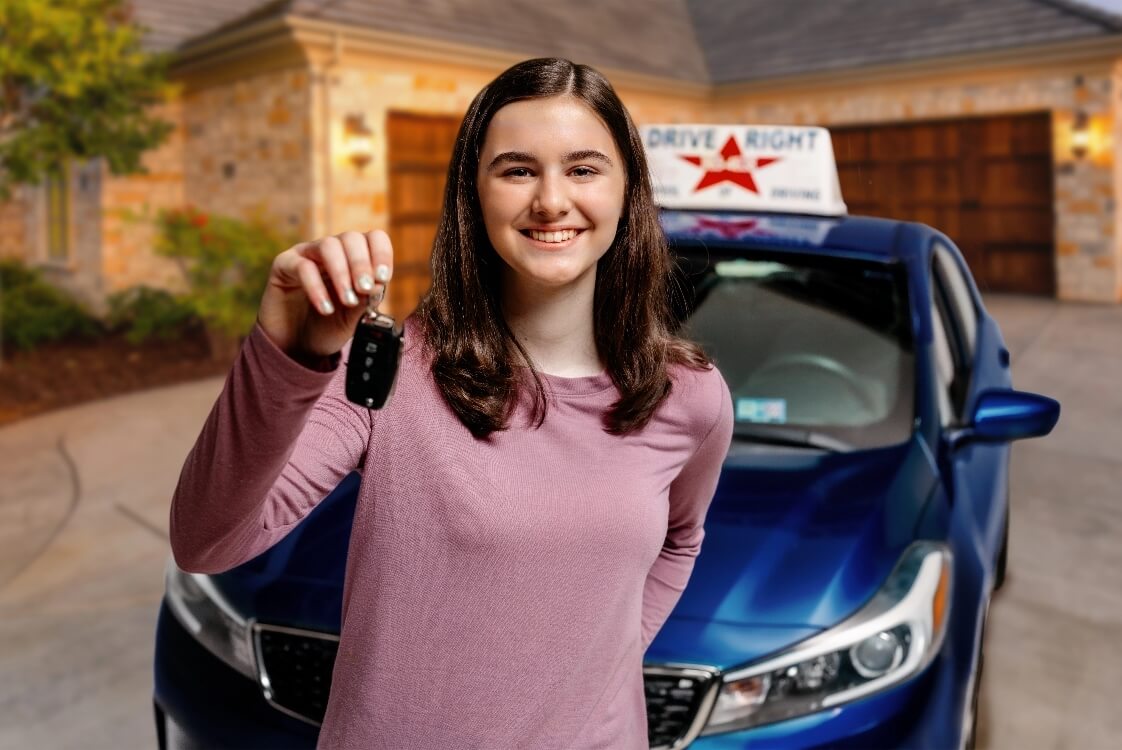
153, 209, 1058, 750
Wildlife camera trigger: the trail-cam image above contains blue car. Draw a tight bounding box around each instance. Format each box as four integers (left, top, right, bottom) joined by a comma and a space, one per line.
154, 148, 1059, 749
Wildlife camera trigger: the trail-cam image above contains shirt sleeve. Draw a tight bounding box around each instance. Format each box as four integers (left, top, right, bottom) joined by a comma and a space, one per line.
640, 368, 734, 650
168, 320, 372, 574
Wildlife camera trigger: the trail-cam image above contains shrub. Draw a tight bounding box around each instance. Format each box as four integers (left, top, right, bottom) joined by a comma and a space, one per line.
155, 206, 298, 339
105, 286, 200, 344
0, 259, 100, 351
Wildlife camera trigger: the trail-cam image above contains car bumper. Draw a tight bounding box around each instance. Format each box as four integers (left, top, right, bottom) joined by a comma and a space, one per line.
153, 599, 320, 750
154, 595, 967, 750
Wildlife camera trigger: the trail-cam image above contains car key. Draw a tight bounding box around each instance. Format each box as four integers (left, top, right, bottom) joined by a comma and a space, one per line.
345, 284, 404, 409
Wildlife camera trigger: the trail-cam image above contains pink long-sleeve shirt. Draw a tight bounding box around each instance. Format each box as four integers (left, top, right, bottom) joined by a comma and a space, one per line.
169, 314, 733, 750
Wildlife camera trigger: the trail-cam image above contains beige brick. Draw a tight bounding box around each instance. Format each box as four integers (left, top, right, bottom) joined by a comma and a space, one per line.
268, 99, 292, 126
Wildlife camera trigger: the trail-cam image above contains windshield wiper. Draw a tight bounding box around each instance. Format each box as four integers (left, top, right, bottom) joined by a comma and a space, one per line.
732, 424, 852, 452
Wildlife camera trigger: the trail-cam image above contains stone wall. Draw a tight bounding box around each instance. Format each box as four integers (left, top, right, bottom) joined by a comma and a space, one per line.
709, 66, 1119, 302
99, 96, 187, 300
181, 68, 314, 240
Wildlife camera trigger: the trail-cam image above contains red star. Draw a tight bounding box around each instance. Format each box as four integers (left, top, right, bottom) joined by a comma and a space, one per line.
694, 216, 761, 239
680, 136, 780, 194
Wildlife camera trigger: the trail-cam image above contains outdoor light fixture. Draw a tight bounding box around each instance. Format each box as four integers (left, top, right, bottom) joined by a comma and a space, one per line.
1070, 110, 1090, 160
344, 113, 374, 171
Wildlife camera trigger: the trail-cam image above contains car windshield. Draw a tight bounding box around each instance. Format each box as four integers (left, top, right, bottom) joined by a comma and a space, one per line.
675, 248, 915, 452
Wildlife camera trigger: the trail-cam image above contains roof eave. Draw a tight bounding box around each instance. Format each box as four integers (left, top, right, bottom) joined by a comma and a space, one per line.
288, 16, 710, 97
712, 34, 1122, 97
166, 13, 709, 99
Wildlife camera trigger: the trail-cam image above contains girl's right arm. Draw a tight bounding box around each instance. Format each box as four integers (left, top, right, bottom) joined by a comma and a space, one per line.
167, 230, 394, 574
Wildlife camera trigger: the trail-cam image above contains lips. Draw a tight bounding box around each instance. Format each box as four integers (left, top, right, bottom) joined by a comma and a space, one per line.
520, 228, 585, 244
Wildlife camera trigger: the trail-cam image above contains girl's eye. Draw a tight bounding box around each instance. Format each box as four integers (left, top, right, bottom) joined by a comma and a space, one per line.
571, 166, 598, 178
504, 167, 533, 178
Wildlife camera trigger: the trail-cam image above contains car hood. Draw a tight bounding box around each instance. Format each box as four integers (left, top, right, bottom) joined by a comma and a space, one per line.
674, 435, 938, 629
644, 615, 821, 672
211, 437, 938, 634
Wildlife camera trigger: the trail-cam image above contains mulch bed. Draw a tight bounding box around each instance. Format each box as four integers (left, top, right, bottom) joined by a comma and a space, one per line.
0, 327, 235, 427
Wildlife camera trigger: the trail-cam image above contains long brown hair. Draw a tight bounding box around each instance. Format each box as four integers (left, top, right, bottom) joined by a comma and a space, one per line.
412, 57, 710, 439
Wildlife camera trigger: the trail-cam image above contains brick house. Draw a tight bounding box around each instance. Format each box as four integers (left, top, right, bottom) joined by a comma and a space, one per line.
2, 0, 1119, 314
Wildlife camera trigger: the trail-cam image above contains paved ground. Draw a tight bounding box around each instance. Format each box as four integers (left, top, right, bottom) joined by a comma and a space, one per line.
0, 294, 1118, 749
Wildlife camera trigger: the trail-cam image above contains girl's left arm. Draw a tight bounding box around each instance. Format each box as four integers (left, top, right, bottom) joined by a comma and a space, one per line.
640, 371, 734, 650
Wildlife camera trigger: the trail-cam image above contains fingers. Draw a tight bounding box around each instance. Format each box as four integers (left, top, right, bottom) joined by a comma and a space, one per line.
291, 255, 334, 315
314, 235, 360, 308
366, 229, 394, 291
282, 231, 394, 316
339, 231, 374, 298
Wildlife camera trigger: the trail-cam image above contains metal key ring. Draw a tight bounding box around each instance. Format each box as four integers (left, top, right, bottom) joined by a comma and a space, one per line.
366, 283, 386, 313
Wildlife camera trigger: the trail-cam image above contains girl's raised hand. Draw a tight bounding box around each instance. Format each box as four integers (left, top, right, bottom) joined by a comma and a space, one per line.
257, 230, 394, 358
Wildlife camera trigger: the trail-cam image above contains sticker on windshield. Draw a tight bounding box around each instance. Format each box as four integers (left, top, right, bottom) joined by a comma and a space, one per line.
736, 398, 788, 424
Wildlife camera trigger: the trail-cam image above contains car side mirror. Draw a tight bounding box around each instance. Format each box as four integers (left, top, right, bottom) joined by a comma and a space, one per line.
948, 388, 1060, 449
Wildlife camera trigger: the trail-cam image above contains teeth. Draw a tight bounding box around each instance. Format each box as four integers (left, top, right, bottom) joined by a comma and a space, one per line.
528, 229, 578, 243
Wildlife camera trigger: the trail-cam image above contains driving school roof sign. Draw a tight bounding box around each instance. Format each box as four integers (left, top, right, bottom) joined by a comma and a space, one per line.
641, 125, 847, 216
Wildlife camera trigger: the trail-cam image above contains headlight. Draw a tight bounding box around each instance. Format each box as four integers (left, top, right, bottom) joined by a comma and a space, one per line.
702, 541, 952, 735
164, 557, 257, 679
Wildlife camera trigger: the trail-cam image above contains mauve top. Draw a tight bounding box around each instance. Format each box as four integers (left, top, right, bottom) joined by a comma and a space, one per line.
169, 314, 733, 750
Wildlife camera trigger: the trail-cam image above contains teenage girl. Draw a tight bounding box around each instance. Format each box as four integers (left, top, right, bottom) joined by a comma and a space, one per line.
170, 57, 733, 750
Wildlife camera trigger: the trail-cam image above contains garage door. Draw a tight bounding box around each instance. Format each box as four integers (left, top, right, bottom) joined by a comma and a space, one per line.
831, 113, 1055, 296
386, 112, 461, 317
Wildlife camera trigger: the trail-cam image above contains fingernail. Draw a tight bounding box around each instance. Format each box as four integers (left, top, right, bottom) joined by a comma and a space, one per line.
375, 264, 390, 283
357, 275, 374, 292
344, 288, 359, 306
320, 299, 335, 314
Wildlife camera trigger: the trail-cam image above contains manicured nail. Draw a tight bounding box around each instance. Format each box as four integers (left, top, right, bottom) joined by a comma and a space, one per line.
320, 299, 335, 314
357, 274, 374, 292
343, 288, 359, 306
375, 264, 390, 283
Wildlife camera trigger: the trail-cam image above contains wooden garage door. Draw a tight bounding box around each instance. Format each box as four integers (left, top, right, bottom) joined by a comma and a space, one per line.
832, 113, 1055, 296
386, 112, 461, 317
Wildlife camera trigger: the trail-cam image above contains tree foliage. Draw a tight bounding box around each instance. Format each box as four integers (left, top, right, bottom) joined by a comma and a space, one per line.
0, 0, 176, 199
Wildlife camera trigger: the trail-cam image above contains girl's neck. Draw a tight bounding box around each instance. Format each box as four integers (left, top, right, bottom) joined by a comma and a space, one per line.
500, 271, 603, 377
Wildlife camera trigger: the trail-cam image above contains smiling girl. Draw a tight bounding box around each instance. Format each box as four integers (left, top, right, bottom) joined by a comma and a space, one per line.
170, 58, 733, 749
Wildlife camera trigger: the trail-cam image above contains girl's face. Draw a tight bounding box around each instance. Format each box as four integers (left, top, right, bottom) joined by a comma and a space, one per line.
476, 95, 626, 298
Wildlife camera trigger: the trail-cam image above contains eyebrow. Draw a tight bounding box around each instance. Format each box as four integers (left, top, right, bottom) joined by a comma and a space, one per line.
485, 149, 615, 172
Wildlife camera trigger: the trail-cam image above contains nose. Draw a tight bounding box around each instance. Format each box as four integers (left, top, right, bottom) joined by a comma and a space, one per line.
531, 171, 571, 218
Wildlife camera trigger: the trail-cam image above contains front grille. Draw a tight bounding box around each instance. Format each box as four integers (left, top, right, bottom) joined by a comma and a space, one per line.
644, 666, 720, 749
253, 624, 720, 747
252, 623, 339, 726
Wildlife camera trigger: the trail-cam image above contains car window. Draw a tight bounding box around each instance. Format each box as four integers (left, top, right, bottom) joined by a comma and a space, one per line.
678, 249, 915, 451
932, 242, 978, 359
930, 259, 971, 420
929, 289, 956, 427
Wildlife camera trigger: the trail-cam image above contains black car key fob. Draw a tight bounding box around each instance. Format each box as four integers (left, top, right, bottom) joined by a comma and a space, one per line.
345, 288, 403, 409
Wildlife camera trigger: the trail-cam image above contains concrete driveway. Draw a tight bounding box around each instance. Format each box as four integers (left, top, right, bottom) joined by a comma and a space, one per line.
0, 294, 1119, 749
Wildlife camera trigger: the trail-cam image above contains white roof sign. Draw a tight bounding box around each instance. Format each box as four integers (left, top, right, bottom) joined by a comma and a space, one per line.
640, 124, 847, 216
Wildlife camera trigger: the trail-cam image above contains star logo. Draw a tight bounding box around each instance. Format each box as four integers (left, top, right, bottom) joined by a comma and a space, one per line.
693, 216, 764, 240
680, 136, 780, 194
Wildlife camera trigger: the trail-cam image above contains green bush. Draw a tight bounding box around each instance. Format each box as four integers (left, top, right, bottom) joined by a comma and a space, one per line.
155, 206, 298, 339
105, 285, 199, 344
0, 259, 100, 351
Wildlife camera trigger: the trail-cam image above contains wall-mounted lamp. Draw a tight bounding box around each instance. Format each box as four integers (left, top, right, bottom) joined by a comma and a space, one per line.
344, 113, 374, 171
1070, 110, 1090, 160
